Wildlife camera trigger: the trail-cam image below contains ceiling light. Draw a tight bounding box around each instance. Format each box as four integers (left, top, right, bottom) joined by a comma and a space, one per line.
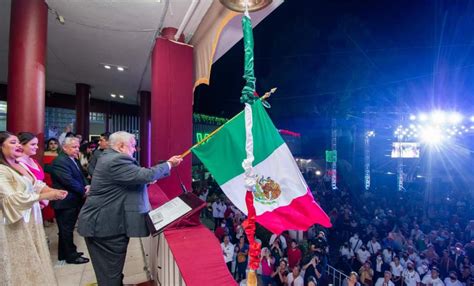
111, 94, 116, 98
104, 65, 111, 69
119, 95, 124, 98
117, 66, 125, 71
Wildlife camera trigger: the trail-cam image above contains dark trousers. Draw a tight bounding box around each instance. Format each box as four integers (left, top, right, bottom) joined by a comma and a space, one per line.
85, 234, 130, 286
236, 262, 247, 281
55, 207, 81, 261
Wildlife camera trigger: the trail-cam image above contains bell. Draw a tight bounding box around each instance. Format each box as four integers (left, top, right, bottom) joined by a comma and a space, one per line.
219, 0, 273, 12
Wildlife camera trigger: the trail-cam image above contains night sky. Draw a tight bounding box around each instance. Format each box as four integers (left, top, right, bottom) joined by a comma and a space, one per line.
194, 0, 474, 123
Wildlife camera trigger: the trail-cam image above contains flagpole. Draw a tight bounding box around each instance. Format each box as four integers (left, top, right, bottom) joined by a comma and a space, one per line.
179, 88, 276, 158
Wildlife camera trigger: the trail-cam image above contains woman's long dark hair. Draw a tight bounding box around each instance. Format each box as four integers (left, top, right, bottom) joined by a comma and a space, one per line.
46, 138, 59, 152
0, 131, 18, 172
18, 132, 36, 145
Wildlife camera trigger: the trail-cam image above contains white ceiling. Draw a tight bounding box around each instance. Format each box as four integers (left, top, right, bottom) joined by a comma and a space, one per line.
0, 0, 213, 104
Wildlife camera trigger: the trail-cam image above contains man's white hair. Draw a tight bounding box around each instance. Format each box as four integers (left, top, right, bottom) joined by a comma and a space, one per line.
109, 131, 135, 149
63, 136, 79, 147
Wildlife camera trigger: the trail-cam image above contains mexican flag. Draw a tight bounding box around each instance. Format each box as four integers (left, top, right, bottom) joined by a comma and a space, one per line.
192, 101, 332, 234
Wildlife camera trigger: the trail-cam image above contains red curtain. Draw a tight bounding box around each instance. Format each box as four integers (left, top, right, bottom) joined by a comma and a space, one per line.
149, 38, 193, 207
164, 225, 237, 286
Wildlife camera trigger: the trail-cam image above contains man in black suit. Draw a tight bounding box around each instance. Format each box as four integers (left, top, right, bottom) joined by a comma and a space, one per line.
78, 131, 182, 285
87, 132, 110, 176
51, 136, 90, 264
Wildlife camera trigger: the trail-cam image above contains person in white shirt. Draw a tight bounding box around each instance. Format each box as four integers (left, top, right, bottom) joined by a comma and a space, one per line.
417, 262, 429, 279
269, 234, 287, 252
367, 237, 382, 256
198, 188, 208, 202
443, 271, 462, 286
402, 261, 420, 286
341, 243, 355, 260
390, 256, 404, 285
410, 224, 424, 241
350, 233, 363, 253
383, 247, 395, 264
375, 271, 395, 286
212, 198, 225, 229
287, 265, 304, 286
221, 235, 234, 273
421, 267, 444, 286
357, 246, 372, 265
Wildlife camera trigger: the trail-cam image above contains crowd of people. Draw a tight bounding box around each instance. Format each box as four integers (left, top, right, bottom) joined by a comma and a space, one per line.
196, 171, 474, 286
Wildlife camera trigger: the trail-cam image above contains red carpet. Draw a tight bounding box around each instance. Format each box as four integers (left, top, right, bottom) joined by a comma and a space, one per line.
164, 224, 237, 286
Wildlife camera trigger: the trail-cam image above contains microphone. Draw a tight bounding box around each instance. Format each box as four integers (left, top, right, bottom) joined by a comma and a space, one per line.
159, 160, 188, 194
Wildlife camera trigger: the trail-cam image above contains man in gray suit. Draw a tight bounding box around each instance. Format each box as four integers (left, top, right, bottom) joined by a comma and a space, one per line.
77, 131, 182, 285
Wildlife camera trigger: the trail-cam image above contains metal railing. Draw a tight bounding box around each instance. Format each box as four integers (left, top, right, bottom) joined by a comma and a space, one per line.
326, 264, 349, 286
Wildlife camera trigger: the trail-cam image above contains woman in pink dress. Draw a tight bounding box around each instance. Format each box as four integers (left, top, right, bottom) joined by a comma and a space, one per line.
17, 133, 48, 220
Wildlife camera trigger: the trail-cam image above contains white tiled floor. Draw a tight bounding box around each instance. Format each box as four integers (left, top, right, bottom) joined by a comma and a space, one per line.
44, 224, 149, 286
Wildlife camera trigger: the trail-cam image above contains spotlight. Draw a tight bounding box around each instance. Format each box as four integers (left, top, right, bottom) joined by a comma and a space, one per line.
409, 114, 416, 121
419, 113, 428, 121
448, 112, 463, 124
315, 170, 322, 176
110, 93, 116, 98
104, 65, 111, 69
117, 66, 125, 71
420, 127, 443, 144
119, 95, 124, 98
431, 111, 446, 124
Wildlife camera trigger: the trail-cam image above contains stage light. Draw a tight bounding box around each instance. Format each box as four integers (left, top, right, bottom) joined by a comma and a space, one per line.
419, 113, 428, 121
409, 114, 416, 121
470, 116, 474, 122
448, 112, 463, 124
119, 95, 124, 98
420, 127, 443, 144
117, 66, 125, 71
431, 111, 446, 124
104, 65, 111, 69
110, 93, 116, 98
315, 170, 322, 176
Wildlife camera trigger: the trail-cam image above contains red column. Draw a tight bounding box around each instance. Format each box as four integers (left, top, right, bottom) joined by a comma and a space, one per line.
6, 0, 47, 158
75, 83, 90, 140
139, 91, 151, 167
149, 29, 193, 206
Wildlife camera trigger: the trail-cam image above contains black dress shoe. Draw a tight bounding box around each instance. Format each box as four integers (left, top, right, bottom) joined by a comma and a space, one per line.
66, 256, 90, 264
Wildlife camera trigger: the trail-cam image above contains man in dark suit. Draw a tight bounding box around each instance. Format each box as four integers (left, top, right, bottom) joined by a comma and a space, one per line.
78, 131, 182, 285
51, 136, 90, 264
87, 131, 110, 176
